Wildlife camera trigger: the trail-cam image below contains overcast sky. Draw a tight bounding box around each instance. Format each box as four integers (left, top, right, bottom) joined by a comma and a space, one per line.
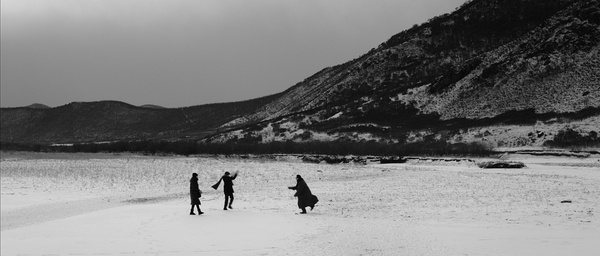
1, 0, 465, 108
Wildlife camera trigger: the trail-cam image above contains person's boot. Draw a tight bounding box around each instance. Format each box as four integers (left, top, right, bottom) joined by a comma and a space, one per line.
300, 208, 307, 214
190, 212, 196, 215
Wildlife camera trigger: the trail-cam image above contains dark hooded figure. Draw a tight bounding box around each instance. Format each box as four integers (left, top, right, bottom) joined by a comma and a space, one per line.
212, 171, 238, 210
288, 175, 318, 214
189, 173, 203, 215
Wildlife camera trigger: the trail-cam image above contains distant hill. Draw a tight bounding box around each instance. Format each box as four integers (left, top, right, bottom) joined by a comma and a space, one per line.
0, 94, 283, 144
25, 103, 51, 109
139, 104, 166, 109
2, 0, 599, 148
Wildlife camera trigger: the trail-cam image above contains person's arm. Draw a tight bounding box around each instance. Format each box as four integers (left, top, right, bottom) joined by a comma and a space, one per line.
288, 179, 299, 190
231, 172, 238, 180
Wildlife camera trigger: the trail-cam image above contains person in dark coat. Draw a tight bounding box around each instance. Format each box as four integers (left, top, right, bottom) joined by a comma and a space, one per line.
288, 175, 318, 214
212, 171, 238, 210
189, 173, 203, 215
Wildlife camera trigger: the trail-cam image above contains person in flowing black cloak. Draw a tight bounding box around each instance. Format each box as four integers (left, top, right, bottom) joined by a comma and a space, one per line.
189, 173, 203, 215
288, 175, 318, 214
212, 171, 238, 210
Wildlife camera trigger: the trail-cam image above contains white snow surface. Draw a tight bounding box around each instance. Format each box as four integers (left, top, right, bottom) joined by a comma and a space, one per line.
1, 152, 599, 256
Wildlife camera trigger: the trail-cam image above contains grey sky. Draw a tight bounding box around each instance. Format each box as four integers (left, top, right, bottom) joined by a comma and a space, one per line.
1, 0, 466, 108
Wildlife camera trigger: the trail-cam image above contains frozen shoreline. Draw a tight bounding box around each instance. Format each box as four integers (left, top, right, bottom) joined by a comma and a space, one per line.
2, 153, 599, 255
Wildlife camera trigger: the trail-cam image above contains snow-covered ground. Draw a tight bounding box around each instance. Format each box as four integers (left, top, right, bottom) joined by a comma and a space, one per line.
1, 152, 599, 255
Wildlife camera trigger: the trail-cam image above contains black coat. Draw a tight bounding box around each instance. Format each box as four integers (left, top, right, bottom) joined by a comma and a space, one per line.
289, 178, 318, 209
222, 173, 237, 195
190, 176, 201, 205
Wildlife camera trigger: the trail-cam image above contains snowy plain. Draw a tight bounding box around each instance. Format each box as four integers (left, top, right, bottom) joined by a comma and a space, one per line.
1, 151, 599, 256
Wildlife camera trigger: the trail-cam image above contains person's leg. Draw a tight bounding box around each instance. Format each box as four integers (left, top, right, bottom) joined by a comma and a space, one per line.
196, 205, 203, 214
228, 194, 234, 209
190, 205, 195, 215
300, 207, 307, 214
224, 194, 229, 210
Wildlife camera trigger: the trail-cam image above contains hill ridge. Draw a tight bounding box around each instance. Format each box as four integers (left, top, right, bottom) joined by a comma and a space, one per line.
2, 0, 599, 148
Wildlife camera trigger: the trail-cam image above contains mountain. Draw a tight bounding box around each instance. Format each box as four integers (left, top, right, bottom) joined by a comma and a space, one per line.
0, 94, 282, 144
2, 0, 599, 148
139, 104, 166, 109
24, 104, 51, 109
205, 0, 600, 147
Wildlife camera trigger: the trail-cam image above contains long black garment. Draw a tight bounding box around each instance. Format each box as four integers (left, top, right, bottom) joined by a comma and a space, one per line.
222, 173, 237, 195
290, 177, 318, 209
190, 176, 201, 205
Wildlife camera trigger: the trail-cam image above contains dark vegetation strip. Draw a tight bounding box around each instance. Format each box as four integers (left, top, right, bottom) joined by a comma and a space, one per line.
0, 141, 494, 158
2, 127, 596, 157
543, 128, 599, 148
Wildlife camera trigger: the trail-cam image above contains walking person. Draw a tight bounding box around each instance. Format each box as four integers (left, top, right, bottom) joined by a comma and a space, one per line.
189, 173, 204, 215
288, 175, 318, 214
212, 171, 238, 210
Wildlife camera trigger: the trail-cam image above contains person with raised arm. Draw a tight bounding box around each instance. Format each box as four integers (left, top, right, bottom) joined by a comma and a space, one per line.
212, 171, 238, 210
